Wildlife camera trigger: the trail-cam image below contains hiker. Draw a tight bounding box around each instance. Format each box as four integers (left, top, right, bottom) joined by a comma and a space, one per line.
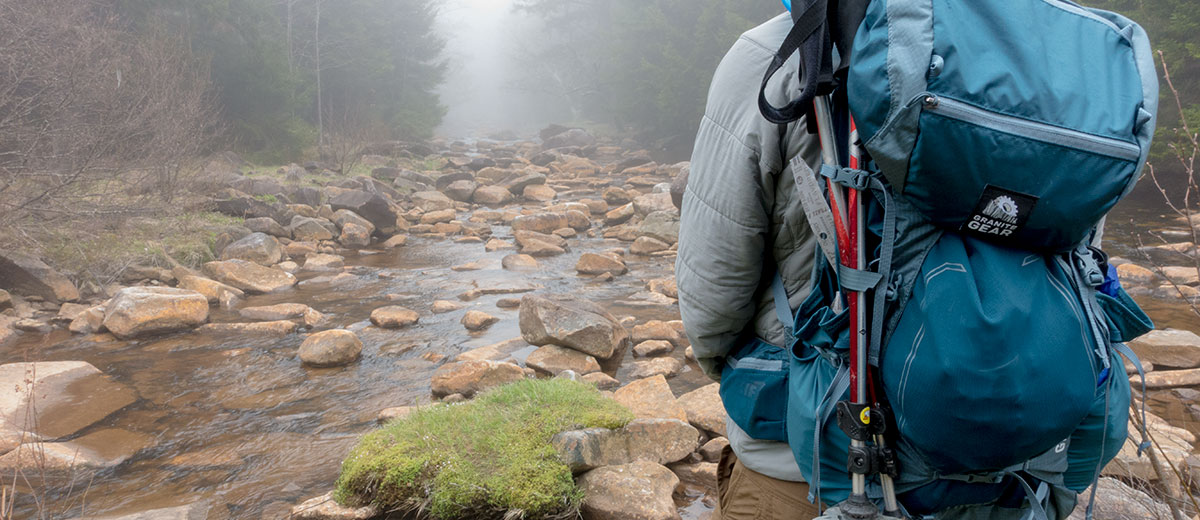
679, 1, 1158, 519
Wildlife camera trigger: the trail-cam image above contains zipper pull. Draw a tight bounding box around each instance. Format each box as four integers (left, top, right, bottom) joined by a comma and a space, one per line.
922, 94, 940, 109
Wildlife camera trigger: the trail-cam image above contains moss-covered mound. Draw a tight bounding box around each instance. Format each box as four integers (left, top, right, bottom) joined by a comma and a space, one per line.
334, 378, 633, 519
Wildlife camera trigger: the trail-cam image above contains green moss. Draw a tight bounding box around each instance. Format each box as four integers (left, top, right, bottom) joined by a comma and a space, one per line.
334, 378, 632, 519
253, 193, 279, 204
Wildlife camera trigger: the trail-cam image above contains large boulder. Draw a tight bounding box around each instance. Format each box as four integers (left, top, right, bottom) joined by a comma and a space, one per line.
329, 190, 396, 232
638, 211, 680, 245
0, 252, 79, 303
613, 375, 688, 422
204, 260, 297, 294
1129, 329, 1200, 369
298, 330, 362, 367
0, 361, 137, 447
219, 232, 283, 266
518, 295, 629, 359
577, 460, 680, 520
177, 276, 245, 304
0, 428, 154, 473
430, 360, 525, 398
552, 418, 699, 472
102, 287, 209, 339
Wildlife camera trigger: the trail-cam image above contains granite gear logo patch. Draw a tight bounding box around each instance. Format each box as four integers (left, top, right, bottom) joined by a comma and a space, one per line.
963, 185, 1038, 239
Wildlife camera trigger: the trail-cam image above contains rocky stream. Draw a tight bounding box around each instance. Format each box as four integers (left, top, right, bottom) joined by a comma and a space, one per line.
1, 128, 1199, 520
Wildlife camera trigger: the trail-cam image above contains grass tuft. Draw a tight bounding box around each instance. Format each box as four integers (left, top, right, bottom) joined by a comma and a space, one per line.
334, 378, 632, 519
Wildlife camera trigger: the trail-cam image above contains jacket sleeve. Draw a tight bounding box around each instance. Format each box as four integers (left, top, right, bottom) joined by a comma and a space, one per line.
676, 35, 784, 381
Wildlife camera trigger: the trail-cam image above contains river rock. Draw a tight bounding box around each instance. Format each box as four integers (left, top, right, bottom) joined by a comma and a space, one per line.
333, 209, 376, 235
677, 383, 725, 437
220, 232, 283, 265
0, 361, 137, 444
432, 300, 464, 314
430, 360, 525, 398
303, 253, 345, 272
1161, 265, 1200, 286
1103, 411, 1193, 483
289, 216, 335, 241
461, 310, 499, 331
613, 375, 688, 421
103, 287, 208, 339
628, 358, 683, 379
605, 203, 635, 225
699, 438, 729, 462
638, 211, 681, 244
443, 180, 478, 202
632, 192, 676, 217
382, 235, 408, 249
552, 418, 699, 472
454, 337, 530, 363
1138, 368, 1200, 389
512, 213, 569, 234
413, 191, 455, 212
245, 217, 289, 238
473, 186, 514, 205
603, 187, 633, 205
544, 128, 596, 150
518, 294, 629, 359
339, 222, 371, 248
632, 320, 682, 346
299, 330, 362, 367
1129, 328, 1200, 369
197, 320, 297, 337
523, 184, 557, 202
370, 306, 419, 329
630, 237, 670, 255
500, 254, 539, 272
0, 251, 79, 303
577, 460, 681, 520
90, 501, 210, 520
526, 345, 601, 375
1116, 262, 1157, 285
204, 260, 297, 294
647, 278, 678, 299
576, 253, 628, 276
633, 340, 674, 357
68, 305, 105, 334
239, 303, 325, 327
377, 406, 415, 424
420, 208, 456, 225
566, 210, 592, 231
329, 190, 395, 232
504, 172, 547, 194
177, 275, 244, 303
0, 428, 154, 473
291, 491, 378, 520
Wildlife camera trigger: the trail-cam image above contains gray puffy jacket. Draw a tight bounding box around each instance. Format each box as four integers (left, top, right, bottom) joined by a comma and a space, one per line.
676, 13, 820, 481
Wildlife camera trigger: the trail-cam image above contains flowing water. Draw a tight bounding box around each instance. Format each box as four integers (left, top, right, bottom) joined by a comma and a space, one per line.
3, 181, 1198, 519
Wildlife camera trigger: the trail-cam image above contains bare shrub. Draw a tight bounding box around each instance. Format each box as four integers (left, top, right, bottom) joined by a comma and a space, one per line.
0, 0, 216, 233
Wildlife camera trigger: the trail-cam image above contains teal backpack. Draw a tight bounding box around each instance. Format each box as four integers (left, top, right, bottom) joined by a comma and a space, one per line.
721, 0, 1161, 517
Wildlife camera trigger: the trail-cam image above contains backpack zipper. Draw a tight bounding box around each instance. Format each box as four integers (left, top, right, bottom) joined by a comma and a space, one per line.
921, 94, 1141, 162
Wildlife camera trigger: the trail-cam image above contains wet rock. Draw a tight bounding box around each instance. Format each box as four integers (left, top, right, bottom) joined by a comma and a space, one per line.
554, 227, 577, 239
338, 222, 372, 247
603, 187, 634, 205
647, 278, 678, 299
504, 172, 547, 194
577, 460, 680, 520
566, 210, 592, 231
0, 251, 79, 303
629, 357, 684, 379
377, 405, 416, 424
240, 303, 325, 327
328, 190, 395, 232
519, 294, 629, 359
245, 217, 290, 238
289, 216, 335, 242
472, 185, 514, 205
432, 300, 464, 314
220, 233, 284, 266
298, 272, 356, 288
444, 180, 478, 202
501, 254, 539, 272
677, 383, 725, 437
205, 260, 297, 294
512, 213, 570, 234
497, 298, 521, 309
413, 191, 455, 212
103, 287, 208, 339
430, 360, 525, 398
0, 361, 137, 443
670, 462, 717, 494
291, 491, 377, 520
605, 203, 636, 225
454, 337, 530, 362
633, 192, 676, 217
14, 318, 52, 333
197, 320, 297, 337
526, 345, 601, 375
1161, 265, 1200, 286
576, 253, 628, 276
699, 438, 729, 463
370, 306, 420, 329
382, 235, 408, 249
523, 184, 557, 202
420, 208, 457, 225
0, 428, 155, 473
632, 320, 682, 346
521, 239, 566, 257
1129, 328, 1200, 369
576, 373, 616, 391
631, 237, 670, 255
553, 418, 699, 473
299, 330, 362, 367
638, 211, 680, 244
633, 340, 674, 357
90, 501, 210, 520
613, 375, 688, 421
461, 310, 499, 331
303, 253, 345, 272
68, 305, 106, 334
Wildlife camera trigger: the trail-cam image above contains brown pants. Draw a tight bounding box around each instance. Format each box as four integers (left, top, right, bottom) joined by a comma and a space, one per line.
717, 446, 823, 520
